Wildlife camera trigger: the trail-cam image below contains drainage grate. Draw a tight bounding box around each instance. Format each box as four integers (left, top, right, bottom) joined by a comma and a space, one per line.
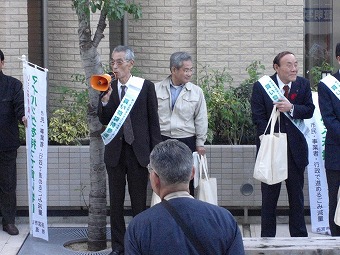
18, 227, 112, 255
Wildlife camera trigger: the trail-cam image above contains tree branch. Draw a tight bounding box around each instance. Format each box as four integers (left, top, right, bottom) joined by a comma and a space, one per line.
92, 9, 108, 48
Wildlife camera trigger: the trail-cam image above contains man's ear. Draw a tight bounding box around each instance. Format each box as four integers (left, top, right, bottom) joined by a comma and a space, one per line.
150, 171, 161, 192
127, 59, 135, 70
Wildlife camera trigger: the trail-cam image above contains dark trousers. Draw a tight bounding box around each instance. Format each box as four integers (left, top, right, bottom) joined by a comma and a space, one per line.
261, 151, 308, 237
106, 142, 149, 252
161, 135, 196, 196
0, 150, 17, 225
326, 169, 340, 236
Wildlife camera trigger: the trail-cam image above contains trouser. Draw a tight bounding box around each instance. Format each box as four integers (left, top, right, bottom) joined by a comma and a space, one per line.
0, 150, 17, 225
326, 169, 340, 236
107, 142, 149, 252
161, 135, 196, 196
261, 154, 307, 237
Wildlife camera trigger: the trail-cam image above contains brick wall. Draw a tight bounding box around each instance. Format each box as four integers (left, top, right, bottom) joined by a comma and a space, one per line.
1, 1, 305, 105
0, 1, 28, 78
128, 0, 198, 83
128, 0, 304, 86
47, 0, 111, 109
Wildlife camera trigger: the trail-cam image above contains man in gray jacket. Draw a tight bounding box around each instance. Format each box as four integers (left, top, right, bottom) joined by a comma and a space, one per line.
155, 51, 208, 195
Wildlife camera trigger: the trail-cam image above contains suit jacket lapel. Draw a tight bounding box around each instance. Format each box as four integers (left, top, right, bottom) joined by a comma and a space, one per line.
112, 80, 120, 106
288, 81, 300, 102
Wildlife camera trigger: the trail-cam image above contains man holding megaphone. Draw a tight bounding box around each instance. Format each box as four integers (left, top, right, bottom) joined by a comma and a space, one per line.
97, 45, 161, 255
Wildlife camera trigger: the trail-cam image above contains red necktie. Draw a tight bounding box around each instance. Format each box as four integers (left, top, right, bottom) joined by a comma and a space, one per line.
283, 85, 289, 98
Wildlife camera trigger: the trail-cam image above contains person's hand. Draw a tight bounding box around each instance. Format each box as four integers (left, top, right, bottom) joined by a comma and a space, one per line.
196, 146, 206, 155
22, 116, 27, 128
274, 98, 293, 113
101, 85, 112, 104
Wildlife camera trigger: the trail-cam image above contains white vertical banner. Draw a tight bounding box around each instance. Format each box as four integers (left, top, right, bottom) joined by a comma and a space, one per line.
22, 56, 49, 241
305, 91, 330, 235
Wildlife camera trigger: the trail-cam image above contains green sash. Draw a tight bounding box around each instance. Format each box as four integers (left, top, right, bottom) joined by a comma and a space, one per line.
258, 75, 310, 136
321, 74, 340, 101
101, 77, 144, 145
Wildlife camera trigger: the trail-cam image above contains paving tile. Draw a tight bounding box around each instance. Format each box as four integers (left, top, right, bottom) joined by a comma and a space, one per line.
1, 217, 334, 255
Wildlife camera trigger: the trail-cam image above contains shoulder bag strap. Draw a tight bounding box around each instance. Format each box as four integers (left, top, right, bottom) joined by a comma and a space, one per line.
161, 200, 206, 255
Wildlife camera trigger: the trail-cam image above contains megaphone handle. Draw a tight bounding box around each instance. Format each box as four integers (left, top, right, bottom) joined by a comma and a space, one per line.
100, 90, 109, 99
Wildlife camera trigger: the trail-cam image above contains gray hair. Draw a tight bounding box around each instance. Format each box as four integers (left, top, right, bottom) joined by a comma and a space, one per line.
169, 51, 192, 71
112, 45, 135, 61
150, 139, 193, 185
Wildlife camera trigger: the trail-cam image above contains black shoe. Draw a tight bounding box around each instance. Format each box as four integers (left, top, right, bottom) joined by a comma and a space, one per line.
3, 224, 19, 235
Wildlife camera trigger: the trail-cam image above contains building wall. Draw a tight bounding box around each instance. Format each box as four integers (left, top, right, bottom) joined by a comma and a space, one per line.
128, 0, 305, 86
47, 0, 111, 109
127, 0, 198, 83
0, 0, 305, 105
0, 1, 28, 77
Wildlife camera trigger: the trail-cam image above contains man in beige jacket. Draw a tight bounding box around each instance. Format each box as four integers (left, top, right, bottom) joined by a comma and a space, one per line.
155, 51, 208, 196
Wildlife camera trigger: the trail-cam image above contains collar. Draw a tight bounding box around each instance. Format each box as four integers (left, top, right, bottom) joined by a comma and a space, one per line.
276, 74, 291, 90
169, 75, 185, 89
170, 79, 184, 90
118, 75, 132, 88
164, 191, 194, 200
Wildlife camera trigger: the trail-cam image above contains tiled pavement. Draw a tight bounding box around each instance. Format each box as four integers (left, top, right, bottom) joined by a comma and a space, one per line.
0, 216, 329, 255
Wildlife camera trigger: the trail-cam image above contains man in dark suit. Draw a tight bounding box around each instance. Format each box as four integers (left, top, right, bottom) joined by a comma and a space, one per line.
0, 49, 26, 236
318, 43, 340, 236
98, 45, 161, 255
251, 51, 315, 237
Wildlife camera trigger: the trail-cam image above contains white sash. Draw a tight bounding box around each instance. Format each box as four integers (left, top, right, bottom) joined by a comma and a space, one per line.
258, 75, 309, 136
101, 77, 144, 145
321, 74, 340, 101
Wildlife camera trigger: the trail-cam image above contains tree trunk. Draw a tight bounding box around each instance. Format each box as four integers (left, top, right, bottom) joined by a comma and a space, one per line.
75, 7, 109, 251
73, 1, 142, 250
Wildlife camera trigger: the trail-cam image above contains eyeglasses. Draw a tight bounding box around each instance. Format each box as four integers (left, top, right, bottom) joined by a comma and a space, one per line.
110, 59, 128, 66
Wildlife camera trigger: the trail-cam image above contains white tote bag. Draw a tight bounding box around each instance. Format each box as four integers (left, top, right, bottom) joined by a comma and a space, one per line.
193, 152, 200, 188
334, 188, 340, 226
197, 155, 218, 205
253, 105, 288, 185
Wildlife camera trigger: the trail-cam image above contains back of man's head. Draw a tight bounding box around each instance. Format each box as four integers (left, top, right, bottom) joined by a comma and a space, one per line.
150, 139, 193, 185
